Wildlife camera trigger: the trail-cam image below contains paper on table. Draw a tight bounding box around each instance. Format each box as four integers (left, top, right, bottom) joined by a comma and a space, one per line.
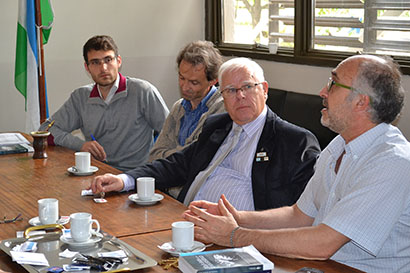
0, 133, 30, 146
59, 249, 79, 258
10, 251, 49, 266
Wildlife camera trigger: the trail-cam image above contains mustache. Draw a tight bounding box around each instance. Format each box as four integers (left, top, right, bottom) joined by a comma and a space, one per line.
322, 99, 328, 108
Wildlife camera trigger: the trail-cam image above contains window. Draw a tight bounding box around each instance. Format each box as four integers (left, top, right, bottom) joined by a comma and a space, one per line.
206, 0, 410, 73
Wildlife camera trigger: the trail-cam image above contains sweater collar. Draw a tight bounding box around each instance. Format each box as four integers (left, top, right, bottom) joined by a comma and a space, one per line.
89, 73, 126, 98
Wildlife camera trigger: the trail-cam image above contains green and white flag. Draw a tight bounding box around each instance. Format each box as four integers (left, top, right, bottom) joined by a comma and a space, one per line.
15, 0, 53, 132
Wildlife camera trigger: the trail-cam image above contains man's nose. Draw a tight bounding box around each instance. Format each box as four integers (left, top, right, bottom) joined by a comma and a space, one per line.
319, 85, 328, 98
235, 88, 246, 99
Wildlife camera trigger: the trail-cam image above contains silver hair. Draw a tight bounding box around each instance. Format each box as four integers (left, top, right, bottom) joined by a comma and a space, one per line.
352, 55, 404, 124
218, 57, 265, 86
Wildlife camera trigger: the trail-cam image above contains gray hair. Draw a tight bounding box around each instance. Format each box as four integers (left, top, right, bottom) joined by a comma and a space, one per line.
177, 40, 223, 81
352, 55, 404, 124
218, 57, 265, 86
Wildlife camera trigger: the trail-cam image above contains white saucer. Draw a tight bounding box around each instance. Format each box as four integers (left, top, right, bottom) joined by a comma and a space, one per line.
60, 234, 102, 246
67, 166, 98, 176
128, 193, 164, 206
29, 216, 70, 226
158, 241, 206, 256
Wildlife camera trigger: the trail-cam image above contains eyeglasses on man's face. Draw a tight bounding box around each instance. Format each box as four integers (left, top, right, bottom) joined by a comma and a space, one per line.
221, 82, 263, 98
327, 77, 354, 93
88, 55, 117, 67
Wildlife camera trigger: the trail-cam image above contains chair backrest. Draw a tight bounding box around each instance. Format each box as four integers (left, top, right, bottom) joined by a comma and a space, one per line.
267, 88, 337, 149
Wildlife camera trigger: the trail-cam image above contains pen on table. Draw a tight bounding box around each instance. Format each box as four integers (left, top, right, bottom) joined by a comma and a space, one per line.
45, 120, 55, 131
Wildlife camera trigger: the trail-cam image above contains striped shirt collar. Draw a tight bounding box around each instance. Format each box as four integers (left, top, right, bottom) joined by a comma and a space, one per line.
328, 123, 389, 159
233, 105, 267, 139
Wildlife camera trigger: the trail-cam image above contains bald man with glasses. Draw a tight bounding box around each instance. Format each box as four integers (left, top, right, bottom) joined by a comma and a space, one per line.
90, 57, 320, 211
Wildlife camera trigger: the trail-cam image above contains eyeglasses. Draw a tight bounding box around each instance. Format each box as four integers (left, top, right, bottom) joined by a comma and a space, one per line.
88, 56, 117, 66
221, 82, 263, 98
327, 77, 354, 93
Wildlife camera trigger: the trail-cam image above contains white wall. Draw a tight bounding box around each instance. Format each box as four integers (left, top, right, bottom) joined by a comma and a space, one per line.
0, 0, 204, 132
1, 0, 410, 139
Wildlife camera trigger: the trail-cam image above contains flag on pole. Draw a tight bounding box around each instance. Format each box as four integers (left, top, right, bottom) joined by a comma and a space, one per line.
15, 0, 54, 133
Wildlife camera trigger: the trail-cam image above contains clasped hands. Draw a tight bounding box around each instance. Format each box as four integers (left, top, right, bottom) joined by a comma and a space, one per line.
183, 194, 241, 247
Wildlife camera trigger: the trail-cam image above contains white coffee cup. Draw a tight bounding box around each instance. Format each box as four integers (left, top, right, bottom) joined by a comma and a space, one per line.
268, 42, 278, 54
75, 152, 91, 172
172, 221, 194, 251
70, 212, 100, 243
38, 198, 59, 225
137, 177, 155, 201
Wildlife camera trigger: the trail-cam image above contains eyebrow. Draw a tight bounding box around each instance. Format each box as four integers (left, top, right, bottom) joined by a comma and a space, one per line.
331, 70, 340, 80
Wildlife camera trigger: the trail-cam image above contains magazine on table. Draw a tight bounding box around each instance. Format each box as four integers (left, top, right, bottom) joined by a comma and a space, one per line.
0, 133, 33, 155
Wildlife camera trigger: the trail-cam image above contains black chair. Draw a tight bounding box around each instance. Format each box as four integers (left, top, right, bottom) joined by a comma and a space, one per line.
267, 88, 337, 149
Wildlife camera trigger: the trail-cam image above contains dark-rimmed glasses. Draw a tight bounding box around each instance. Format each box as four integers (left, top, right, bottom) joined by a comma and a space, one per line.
88, 56, 117, 67
221, 82, 263, 98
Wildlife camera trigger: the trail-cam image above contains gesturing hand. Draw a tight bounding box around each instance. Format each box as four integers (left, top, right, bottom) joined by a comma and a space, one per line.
183, 195, 239, 246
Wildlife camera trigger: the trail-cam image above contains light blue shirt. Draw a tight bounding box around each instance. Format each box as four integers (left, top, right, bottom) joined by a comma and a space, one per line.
193, 106, 268, 211
297, 123, 410, 273
178, 86, 216, 145
120, 106, 268, 207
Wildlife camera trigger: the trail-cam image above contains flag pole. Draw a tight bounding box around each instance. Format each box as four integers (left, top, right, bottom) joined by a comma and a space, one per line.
34, 0, 47, 123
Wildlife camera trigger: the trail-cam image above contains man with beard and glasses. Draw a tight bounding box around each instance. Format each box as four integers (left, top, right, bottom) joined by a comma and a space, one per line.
183, 55, 410, 273
39, 35, 169, 171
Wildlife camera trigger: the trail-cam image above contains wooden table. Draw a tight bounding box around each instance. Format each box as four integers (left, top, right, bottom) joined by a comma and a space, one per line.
0, 145, 187, 240
0, 138, 363, 273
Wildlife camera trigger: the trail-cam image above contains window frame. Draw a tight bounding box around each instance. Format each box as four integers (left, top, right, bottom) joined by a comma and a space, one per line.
205, 0, 410, 74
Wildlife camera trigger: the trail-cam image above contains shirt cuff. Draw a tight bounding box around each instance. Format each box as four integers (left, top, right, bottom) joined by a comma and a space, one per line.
118, 174, 135, 192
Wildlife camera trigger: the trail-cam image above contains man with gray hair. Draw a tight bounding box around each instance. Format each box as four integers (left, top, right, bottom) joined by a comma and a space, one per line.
90, 57, 320, 211
184, 55, 410, 272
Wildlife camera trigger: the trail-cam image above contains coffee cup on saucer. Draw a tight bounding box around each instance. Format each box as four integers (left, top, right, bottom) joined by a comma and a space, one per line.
70, 212, 100, 243
137, 177, 155, 201
75, 152, 91, 173
172, 221, 194, 251
38, 198, 59, 225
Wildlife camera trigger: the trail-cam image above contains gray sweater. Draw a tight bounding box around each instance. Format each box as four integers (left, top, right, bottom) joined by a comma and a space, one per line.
40, 75, 169, 171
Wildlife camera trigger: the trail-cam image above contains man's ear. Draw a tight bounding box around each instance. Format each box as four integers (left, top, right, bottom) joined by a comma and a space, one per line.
84, 62, 90, 73
209, 78, 218, 87
355, 94, 371, 112
116, 55, 122, 68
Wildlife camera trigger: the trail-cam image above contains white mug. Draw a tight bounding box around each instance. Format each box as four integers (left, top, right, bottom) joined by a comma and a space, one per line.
38, 198, 59, 225
70, 212, 100, 243
75, 152, 91, 172
172, 221, 194, 251
268, 42, 278, 54
137, 177, 155, 201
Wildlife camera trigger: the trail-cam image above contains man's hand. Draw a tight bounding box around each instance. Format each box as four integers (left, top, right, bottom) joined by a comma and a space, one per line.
183, 195, 240, 221
183, 195, 239, 246
81, 141, 106, 161
89, 173, 124, 194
